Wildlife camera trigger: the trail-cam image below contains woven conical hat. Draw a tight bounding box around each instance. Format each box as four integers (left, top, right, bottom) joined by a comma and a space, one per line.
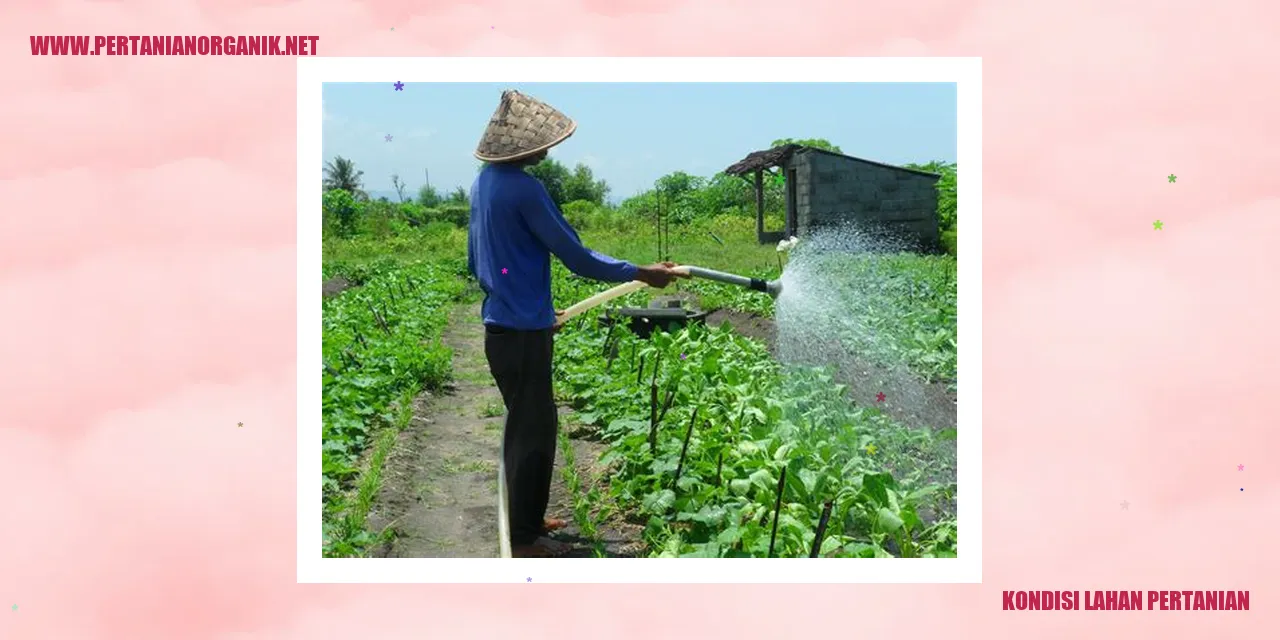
474, 90, 577, 163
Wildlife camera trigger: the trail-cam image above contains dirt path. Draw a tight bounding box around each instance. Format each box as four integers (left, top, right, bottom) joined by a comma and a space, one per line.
368, 302, 645, 558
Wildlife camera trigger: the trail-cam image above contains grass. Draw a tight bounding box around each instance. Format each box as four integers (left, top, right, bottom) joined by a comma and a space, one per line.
478, 398, 506, 418
557, 429, 610, 557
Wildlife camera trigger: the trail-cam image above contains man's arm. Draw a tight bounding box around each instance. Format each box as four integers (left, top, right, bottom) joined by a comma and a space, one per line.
518, 178, 638, 283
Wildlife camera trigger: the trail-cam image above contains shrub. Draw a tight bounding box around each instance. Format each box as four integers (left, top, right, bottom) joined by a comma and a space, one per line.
322, 189, 359, 237
561, 199, 598, 228
423, 221, 457, 237
941, 230, 956, 256
424, 203, 469, 227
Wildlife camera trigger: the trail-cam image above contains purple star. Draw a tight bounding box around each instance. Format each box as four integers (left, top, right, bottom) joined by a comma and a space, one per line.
393, 81, 404, 91
384, 134, 392, 142
501, 268, 508, 275
1238, 464, 1244, 471
526, 577, 532, 582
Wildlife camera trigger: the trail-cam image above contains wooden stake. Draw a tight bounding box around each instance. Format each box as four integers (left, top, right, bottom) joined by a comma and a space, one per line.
672, 408, 699, 490
767, 467, 787, 558
647, 382, 659, 455
809, 500, 834, 558
368, 303, 391, 335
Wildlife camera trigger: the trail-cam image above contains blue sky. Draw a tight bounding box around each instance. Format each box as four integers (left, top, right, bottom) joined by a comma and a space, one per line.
321, 82, 957, 203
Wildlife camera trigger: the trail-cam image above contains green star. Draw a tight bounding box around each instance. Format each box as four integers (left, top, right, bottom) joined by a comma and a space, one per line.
11, 604, 15, 611
1167, 174, 1176, 183
1153, 220, 1164, 230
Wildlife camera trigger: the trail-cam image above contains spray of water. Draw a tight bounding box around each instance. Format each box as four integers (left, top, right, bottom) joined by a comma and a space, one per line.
773, 223, 956, 512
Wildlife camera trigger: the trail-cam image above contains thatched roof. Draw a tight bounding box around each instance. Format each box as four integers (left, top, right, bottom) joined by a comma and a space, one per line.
724, 144, 943, 179
723, 144, 803, 176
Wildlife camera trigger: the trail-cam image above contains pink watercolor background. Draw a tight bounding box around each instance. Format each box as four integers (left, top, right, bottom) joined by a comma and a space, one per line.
2, 0, 1278, 637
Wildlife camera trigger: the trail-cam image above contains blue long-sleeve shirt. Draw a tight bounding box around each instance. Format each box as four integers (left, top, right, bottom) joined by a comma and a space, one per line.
468, 163, 639, 330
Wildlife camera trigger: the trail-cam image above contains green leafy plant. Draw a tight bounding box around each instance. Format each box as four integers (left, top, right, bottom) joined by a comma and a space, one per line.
320, 260, 466, 556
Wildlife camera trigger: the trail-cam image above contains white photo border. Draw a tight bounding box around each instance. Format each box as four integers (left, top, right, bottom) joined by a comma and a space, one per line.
297, 57, 982, 584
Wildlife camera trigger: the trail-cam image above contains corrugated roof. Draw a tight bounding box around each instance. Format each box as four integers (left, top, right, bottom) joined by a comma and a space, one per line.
724, 144, 942, 179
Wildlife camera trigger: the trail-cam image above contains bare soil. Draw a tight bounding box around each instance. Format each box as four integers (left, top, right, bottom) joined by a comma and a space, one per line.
322, 276, 354, 298
367, 302, 645, 558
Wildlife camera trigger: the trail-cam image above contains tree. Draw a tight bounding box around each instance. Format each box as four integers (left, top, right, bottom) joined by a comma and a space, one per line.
323, 156, 367, 199
525, 158, 572, 205
655, 171, 704, 197
563, 164, 610, 205
770, 138, 842, 154
524, 157, 611, 207
905, 161, 957, 231
417, 184, 443, 208
391, 174, 408, 203
446, 186, 469, 206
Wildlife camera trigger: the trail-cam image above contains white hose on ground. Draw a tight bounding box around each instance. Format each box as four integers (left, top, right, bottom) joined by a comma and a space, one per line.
497, 440, 512, 559
553, 264, 781, 328
554, 279, 651, 325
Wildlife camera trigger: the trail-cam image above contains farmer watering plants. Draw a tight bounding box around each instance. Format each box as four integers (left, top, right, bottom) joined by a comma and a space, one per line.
468, 90, 688, 558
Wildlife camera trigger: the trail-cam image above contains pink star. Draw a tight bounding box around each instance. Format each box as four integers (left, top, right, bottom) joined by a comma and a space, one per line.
875, 392, 885, 402
1238, 464, 1244, 471
501, 268, 508, 275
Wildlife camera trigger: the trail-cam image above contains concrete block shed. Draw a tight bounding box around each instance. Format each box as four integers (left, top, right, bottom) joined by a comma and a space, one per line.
724, 144, 943, 251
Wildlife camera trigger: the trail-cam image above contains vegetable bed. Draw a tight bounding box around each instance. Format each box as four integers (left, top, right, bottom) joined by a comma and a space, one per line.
321, 259, 466, 555
552, 267, 957, 558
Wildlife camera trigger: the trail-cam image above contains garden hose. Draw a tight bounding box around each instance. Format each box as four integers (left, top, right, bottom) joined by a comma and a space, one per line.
554, 265, 782, 327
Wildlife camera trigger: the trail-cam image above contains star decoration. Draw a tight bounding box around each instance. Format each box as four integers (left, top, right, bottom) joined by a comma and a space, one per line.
864, 443, 877, 456
501, 268, 508, 275
679, 353, 686, 360
875, 392, 886, 402
385, 134, 393, 142
1153, 220, 1163, 231
1238, 464, 1244, 471
1120, 500, 1129, 510
393, 81, 404, 91
1167, 174, 1176, 183
526, 577, 532, 582
237, 422, 243, 428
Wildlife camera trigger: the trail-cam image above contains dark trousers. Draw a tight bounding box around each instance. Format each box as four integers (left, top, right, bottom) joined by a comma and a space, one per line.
484, 324, 558, 546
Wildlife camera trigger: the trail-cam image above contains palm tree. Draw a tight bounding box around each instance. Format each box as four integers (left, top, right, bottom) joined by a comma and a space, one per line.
323, 156, 367, 199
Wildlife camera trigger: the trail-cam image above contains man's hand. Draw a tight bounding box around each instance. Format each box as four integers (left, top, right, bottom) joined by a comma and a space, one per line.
552, 310, 566, 334
635, 262, 690, 289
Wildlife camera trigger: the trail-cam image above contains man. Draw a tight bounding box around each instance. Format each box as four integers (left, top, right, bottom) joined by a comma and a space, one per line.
468, 90, 686, 558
